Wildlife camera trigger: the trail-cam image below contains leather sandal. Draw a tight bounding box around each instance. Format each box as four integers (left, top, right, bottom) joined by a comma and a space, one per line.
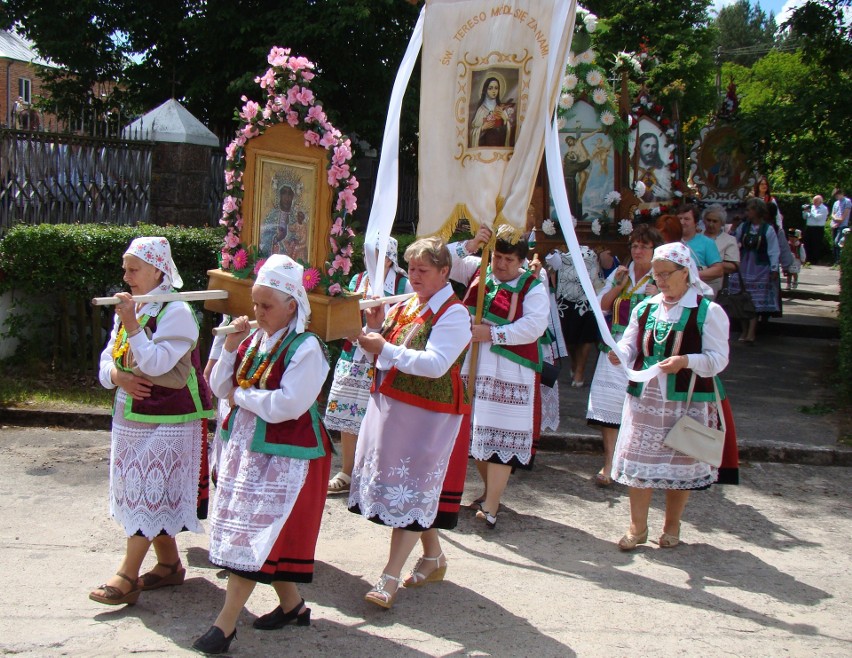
253, 598, 311, 630
365, 573, 402, 609
89, 571, 141, 606
617, 528, 649, 551
659, 525, 681, 548
327, 472, 351, 495
139, 560, 186, 591
404, 553, 447, 588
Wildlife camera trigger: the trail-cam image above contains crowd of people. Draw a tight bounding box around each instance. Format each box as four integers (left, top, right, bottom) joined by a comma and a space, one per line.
88, 186, 843, 651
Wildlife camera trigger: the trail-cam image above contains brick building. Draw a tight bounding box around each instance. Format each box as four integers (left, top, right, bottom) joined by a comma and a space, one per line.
0, 30, 58, 129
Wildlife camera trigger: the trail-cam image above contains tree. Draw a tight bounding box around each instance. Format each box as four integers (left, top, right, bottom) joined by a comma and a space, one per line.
713, 0, 779, 66
1, 1, 421, 148
584, 0, 718, 137
722, 50, 852, 192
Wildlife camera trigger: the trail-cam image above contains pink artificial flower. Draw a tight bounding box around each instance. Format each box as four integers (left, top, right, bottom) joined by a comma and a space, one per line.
302, 267, 321, 291
235, 134, 247, 147
219, 216, 229, 227
262, 107, 272, 120
295, 88, 314, 105
330, 217, 344, 236
253, 258, 268, 275
332, 254, 352, 275
288, 56, 313, 71
221, 251, 232, 269
328, 236, 339, 252
286, 111, 299, 127
256, 68, 276, 89
346, 227, 355, 238
304, 130, 320, 146
241, 124, 259, 139
306, 105, 326, 124
233, 249, 249, 270
337, 187, 357, 213
225, 142, 238, 160
301, 71, 315, 81
240, 100, 260, 121
268, 47, 290, 67
224, 230, 241, 249
328, 283, 342, 296
224, 170, 235, 185
222, 196, 239, 214
234, 215, 244, 229
286, 86, 301, 105
319, 131, 337, 149
333, 142, 352, 165
342, 243, 354, 257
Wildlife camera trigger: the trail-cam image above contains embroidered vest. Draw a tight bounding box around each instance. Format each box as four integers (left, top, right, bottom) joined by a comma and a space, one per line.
600, 273, 651, 353
739, 222, 770, 265
339, 271, 410, 359
117, 304, 213, 423
626, 297, 726, 402
222, 330, 328, 459
376, 296, 470, 414
463, 267, 542, 371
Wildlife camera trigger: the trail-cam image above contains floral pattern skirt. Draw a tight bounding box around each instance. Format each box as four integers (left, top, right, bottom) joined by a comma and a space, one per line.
324, 351, 374, 434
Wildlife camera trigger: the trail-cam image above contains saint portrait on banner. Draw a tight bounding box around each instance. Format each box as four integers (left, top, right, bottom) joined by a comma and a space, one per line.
468, 69, 519, 149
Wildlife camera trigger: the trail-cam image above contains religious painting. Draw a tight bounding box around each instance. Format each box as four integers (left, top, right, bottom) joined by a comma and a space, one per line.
252, 155, 316, 263
555, 100, 614, 221
689, 123, 754, 201
627, 117, 674, 202
468, 68, 520, 150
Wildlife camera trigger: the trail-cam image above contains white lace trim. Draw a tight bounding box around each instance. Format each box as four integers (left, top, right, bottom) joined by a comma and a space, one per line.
109, 389, 203, 539
208, 408, 309, 572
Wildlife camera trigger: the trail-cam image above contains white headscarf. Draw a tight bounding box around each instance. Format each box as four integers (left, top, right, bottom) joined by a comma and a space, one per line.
652, 242, 714, 297
124, 237, 183, 289
385, 236, 407, 278
255, 254, 311, 334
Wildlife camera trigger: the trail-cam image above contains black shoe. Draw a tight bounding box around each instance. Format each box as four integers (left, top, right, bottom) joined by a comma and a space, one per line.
192, 625, 236, 655
253, 599, 311, 630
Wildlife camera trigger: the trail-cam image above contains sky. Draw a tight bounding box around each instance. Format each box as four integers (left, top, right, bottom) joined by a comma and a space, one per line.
711, 0, 805, 23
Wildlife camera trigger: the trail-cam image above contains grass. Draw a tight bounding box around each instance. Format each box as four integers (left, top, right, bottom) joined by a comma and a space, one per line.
797, 402, 837, 416
0, 371, 113, 410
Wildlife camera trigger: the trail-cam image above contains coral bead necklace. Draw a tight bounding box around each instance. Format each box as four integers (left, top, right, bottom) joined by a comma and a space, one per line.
236, 332, 287, 389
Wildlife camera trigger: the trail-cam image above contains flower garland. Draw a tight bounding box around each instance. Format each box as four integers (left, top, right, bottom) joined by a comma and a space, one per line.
556, 7, 629, 150
219, 47, 358, 295
633, 203, 674, 222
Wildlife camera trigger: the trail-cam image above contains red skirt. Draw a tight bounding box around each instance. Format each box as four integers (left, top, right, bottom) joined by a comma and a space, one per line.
433, 415, 472, 529
228, 427, 332, 584
717, 397, 740, 485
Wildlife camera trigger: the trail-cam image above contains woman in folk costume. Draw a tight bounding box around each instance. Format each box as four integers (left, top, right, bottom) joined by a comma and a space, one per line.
348, 237, 471, 609
325, 236, 413, 495
90, 237, 213, 607
585, 224, 664, 487
449, 225, 550, 529
608, 242, 737, 552
193, 255, 331, 655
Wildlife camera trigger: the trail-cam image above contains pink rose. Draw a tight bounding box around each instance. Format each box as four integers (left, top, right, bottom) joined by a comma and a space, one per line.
224, 230, 241, 249
328, 283, 342, 296
336, 187, 357, 213
225, 142, 238, 160
286, 111, 299, 127
221, 251, 232, 268
333, 142, 352, 165
241, 124, 258, 139
319, 131, 337, 149
222, 196, 239, 214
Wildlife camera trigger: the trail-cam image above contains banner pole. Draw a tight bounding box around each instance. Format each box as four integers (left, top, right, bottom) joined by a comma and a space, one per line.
465, 243, 491, 401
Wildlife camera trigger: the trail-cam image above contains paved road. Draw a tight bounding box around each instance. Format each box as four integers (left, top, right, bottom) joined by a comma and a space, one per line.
1, 427, 849, 656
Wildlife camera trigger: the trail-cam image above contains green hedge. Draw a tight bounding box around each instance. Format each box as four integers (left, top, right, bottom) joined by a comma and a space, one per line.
839, 239, 852, 399
0, 223, 223, 296
0, 223, 223, 371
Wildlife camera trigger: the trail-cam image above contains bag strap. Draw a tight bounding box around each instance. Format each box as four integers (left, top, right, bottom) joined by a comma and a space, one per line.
684, 371, 727, 435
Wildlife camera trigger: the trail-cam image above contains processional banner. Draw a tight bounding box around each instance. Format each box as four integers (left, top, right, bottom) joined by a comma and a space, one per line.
417, 0, 575, 238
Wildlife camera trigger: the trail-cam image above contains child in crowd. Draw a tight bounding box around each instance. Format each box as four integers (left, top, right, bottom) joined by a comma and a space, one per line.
786, 229, 806, 290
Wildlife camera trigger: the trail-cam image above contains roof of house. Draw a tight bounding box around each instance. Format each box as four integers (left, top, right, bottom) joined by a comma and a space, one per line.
0, 30, 57, 67
123, 98, 220, 147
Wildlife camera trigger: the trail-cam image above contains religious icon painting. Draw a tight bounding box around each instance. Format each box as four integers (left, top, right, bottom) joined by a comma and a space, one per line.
689, 122, 755, 201
555, 100, 614, 221
468, 67, 520, 150
252, 154, 316, 263
627, 117, 674, 203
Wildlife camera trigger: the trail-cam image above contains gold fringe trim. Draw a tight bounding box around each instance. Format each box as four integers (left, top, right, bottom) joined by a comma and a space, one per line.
419, 199, 526, 246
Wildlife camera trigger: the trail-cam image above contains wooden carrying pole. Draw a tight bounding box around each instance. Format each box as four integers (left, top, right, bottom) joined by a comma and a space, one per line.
465, 244, 491, 400
211, 292, 416, 336
92, 290, 229, 306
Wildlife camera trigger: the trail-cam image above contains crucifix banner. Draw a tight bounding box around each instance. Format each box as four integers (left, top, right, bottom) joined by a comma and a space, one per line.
417, 0, 575, 238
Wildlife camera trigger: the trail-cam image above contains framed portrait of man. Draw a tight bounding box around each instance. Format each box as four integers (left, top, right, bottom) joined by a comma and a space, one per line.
239, 124, 333, 268
627, 117, 674, 202
553, 100, 615, 220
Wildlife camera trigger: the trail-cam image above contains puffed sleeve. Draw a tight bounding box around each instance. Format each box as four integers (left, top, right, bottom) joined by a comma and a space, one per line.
126, 302, 197, 377
98, 315, 121, 389
448, 241, 482, 286
685, 302, 730, 377
489, 279, 550, 346
378, 303, 472, 379
614, 302, 644, 366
